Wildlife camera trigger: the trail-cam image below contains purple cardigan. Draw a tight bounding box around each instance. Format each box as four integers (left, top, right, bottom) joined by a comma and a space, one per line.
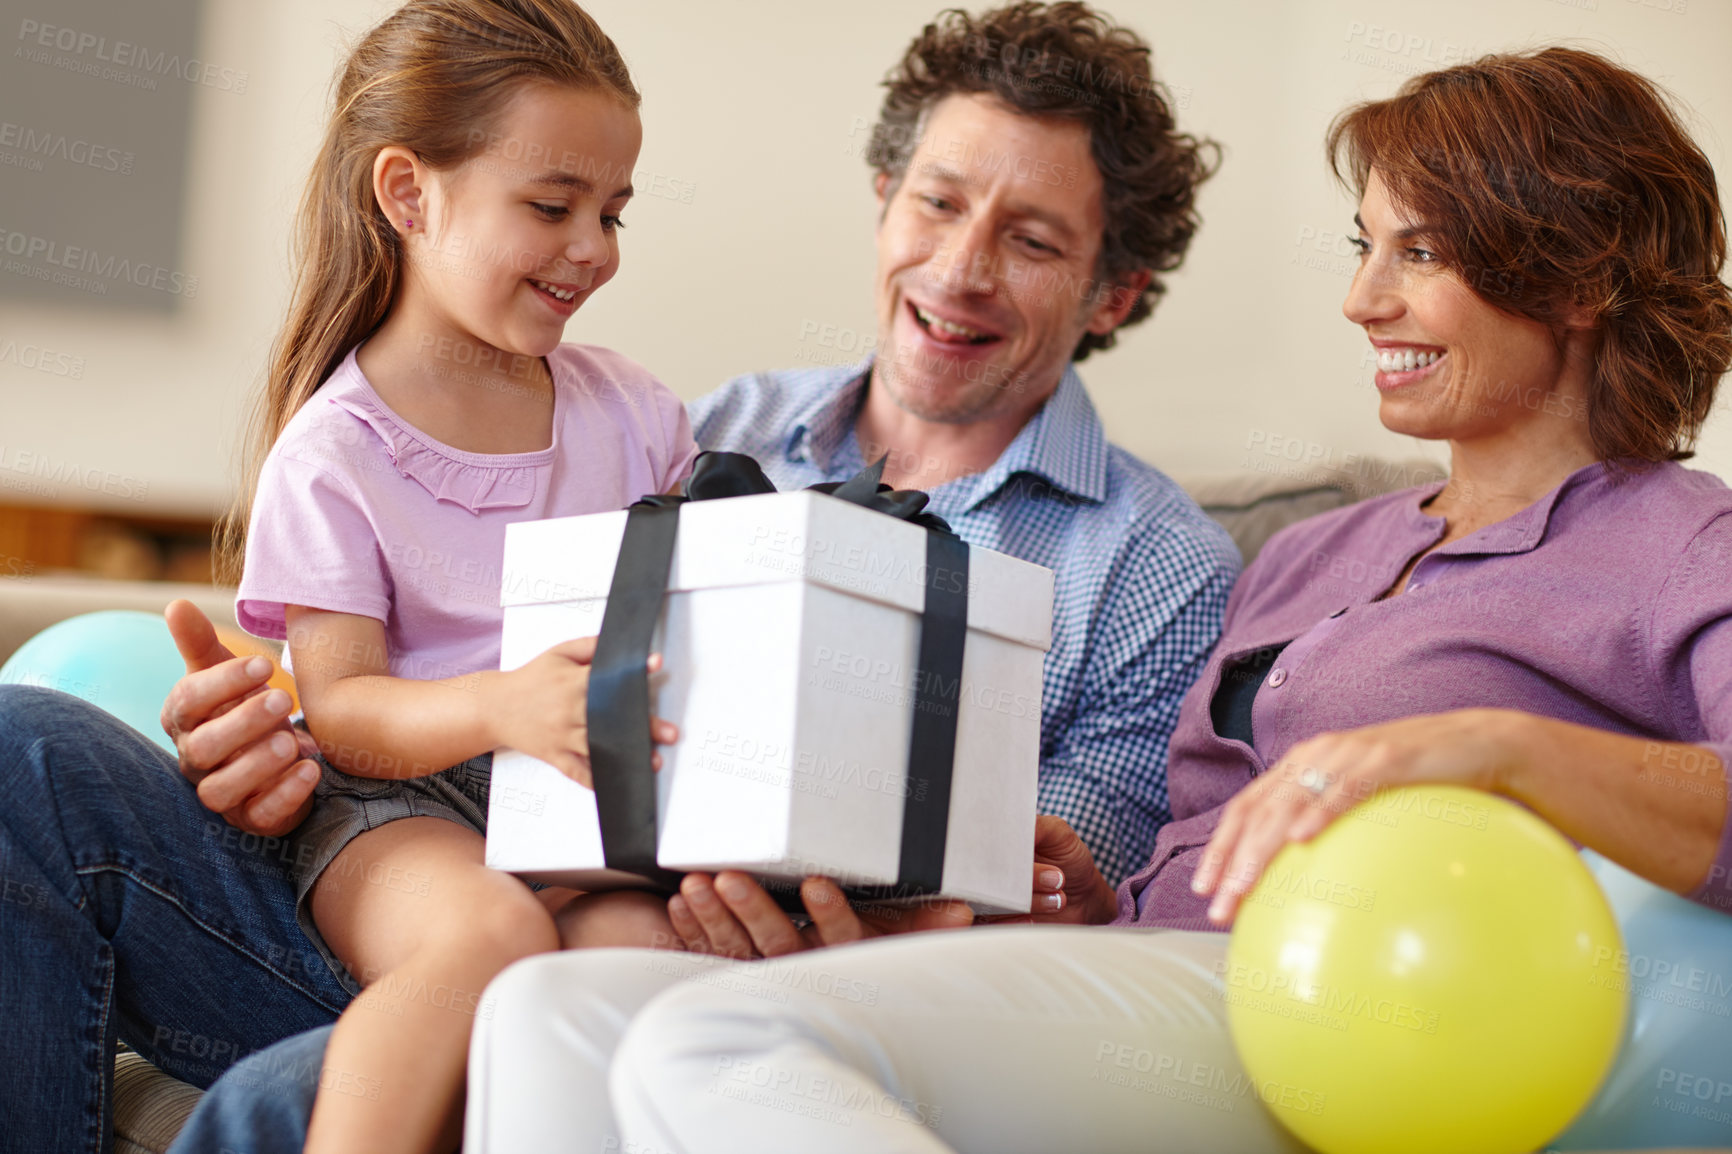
1114, 460, 1732, 928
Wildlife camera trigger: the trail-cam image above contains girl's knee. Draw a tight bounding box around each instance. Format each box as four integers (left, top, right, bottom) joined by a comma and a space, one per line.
555, 889, 678, 951
432, 879, 559, 965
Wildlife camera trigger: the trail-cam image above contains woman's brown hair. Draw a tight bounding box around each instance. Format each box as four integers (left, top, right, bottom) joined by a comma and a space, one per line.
1327, 47, 1732, 466
216, 0, 637, 583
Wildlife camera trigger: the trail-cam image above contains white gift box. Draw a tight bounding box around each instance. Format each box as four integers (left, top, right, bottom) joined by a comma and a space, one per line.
485, 489, 1054, 913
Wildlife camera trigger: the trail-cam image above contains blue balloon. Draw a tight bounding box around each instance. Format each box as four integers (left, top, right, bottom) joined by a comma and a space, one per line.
0, 610, 184, 754
1549, 851, 1732, 1150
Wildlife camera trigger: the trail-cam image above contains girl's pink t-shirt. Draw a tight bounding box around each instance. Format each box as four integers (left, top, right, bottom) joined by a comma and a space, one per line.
237, 342, 698, 679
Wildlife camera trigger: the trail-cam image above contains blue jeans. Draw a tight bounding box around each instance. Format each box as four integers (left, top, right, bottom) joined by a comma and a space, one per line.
0, 686, 349, 1154
169, 1026, 329, 1154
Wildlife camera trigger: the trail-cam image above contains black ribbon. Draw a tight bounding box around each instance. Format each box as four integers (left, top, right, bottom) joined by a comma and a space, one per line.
584, 450, 968, 900
585, 499, 685, 891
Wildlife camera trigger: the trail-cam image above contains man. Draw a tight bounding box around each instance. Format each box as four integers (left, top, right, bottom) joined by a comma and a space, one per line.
686, 1, 1228, 889
0, 4, 1230, 1150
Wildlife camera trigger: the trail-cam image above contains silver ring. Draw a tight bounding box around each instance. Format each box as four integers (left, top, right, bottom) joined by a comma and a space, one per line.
1296, 765, 1330, 797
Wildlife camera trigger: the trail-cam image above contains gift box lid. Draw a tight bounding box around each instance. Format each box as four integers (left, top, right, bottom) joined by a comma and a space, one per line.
500, 490, 1053, 650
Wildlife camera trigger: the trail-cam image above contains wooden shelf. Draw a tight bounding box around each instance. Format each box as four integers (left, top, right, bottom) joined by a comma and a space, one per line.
0, 500, 218, 584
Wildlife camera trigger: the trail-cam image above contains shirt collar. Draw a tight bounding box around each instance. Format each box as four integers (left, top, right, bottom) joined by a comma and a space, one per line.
952, 362, 1109, 510
783, 361, 870, 474
1421, 459, 1612, 557
783, 358, 1110, 510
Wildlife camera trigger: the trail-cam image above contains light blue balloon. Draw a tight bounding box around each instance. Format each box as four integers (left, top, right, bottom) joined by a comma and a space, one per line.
1548, 850, 1732, 1150
0, 610, 184, 754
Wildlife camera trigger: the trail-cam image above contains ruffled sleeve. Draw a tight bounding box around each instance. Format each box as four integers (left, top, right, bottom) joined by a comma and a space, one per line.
235, 453, 391, 642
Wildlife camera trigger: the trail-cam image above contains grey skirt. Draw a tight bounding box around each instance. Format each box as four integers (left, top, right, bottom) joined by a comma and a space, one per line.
288, 751, 508, 990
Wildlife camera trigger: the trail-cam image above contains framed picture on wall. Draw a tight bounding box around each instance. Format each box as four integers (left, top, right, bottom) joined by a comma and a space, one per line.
0, 0, 213, 311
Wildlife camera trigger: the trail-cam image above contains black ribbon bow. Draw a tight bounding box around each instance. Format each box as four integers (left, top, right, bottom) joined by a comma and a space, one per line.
660, 450, 952, 532
584, 450, 969, 901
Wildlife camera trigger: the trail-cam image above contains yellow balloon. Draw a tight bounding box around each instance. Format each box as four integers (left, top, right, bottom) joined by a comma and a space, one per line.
215, 626, 300, 715
1225, 785, 1626, 1154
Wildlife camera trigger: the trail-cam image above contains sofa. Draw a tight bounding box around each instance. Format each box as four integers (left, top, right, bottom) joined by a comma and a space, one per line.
10, 457, 1723, 1154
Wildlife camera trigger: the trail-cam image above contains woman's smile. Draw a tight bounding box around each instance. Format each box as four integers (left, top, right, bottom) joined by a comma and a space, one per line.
1370, 340, 1447, 391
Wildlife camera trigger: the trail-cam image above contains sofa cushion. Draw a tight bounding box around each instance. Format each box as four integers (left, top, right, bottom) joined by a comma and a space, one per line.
1178, 456, 1447, 564
114, 1049, 203, 1154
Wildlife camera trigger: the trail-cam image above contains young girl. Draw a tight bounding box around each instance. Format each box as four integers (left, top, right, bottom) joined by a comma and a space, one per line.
226, 2, 691, 1150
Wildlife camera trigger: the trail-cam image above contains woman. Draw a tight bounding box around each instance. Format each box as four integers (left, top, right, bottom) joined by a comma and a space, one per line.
457, 46, 1732, 1154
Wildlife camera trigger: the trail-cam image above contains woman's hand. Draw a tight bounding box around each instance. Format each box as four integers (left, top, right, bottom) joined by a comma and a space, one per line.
666, 872, 975, 959
1191, 708, 1529, 924
484, 638, 676, 787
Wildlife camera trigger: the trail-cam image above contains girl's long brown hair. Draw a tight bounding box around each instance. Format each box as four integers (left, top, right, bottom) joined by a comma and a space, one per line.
216, 0, 637, 583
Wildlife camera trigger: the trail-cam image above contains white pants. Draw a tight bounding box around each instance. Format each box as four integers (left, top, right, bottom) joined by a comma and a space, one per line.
464, 926, 1310, 1154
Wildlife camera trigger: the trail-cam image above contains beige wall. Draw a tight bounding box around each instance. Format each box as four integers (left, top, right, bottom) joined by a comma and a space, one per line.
4, 0, 1728, 515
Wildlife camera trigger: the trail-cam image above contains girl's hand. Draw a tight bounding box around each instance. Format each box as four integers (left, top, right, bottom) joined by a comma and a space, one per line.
486, 638, 677, 787
1190, 708, 1529, 925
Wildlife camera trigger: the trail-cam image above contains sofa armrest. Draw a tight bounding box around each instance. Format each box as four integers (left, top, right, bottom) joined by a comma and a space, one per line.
0, 575, 239, 667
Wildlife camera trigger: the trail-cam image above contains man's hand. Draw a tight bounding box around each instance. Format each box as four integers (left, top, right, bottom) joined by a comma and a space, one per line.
666, 871, 975, 959
161, 600, 321, 837
984, 815, 1120, 927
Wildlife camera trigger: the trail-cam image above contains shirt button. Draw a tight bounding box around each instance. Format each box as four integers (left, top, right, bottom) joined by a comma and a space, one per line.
1268, 668, 1288, 688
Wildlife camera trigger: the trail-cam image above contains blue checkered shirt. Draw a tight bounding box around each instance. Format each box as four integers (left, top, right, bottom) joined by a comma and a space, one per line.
690, 359, 1239, 885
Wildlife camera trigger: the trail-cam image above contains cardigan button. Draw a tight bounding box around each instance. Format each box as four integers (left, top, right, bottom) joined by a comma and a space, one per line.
1268, 667, 1288, 688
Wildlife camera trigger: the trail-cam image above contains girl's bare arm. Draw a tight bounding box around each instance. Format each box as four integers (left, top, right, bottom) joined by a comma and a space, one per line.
283, 604, 598, 782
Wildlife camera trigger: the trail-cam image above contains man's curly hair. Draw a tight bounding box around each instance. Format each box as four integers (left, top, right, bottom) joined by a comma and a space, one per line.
867, 2, 1219, 360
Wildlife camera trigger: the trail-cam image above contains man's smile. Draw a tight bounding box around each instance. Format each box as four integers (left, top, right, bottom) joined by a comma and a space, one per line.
909, 300, 1002, 345
904, 299, 1006, 350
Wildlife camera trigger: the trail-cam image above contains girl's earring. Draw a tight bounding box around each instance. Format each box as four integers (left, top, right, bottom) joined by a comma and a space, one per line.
404, 219, 414, 228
